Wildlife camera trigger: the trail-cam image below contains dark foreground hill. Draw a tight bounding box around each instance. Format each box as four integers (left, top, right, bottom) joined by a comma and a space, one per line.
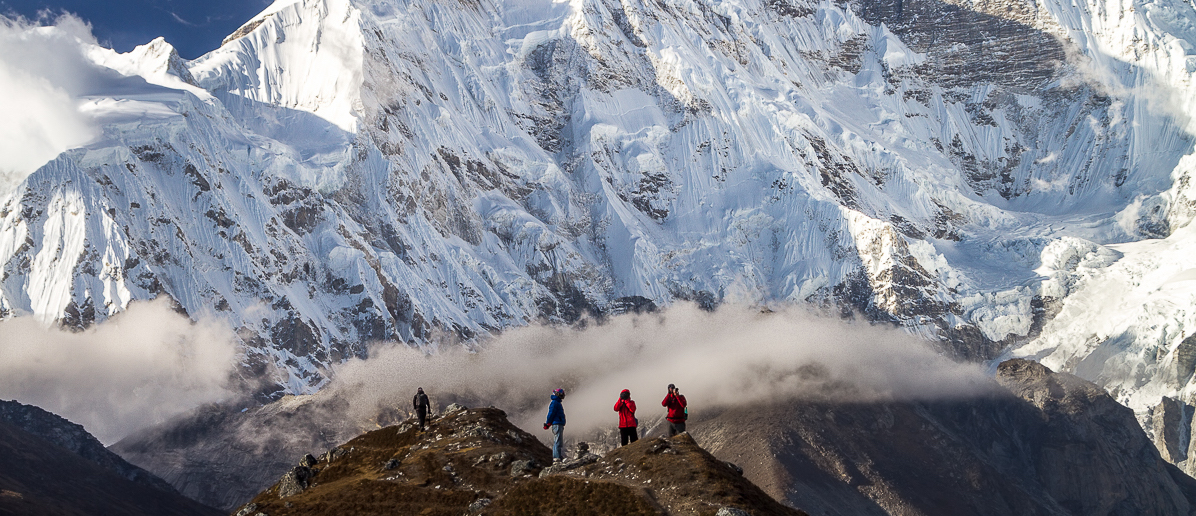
234, 405, 803, 516
0, 400, 177, 493
0, 419, 221, 516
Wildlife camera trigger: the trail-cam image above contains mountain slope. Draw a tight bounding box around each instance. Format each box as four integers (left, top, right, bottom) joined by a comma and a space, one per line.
693, 359, 1196, 515
0, 400, 176, 493
2, 0, 1196, 405
0, 420, 221, 516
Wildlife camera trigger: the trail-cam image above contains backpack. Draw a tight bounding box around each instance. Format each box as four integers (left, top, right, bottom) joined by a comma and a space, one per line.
681, 407, 688, 421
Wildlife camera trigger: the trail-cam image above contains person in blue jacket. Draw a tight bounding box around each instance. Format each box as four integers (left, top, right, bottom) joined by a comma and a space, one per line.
543, 388, 567, 463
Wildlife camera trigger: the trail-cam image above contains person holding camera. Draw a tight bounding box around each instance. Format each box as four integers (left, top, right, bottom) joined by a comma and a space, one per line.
661, 383, 688, 437
614, 389, 638, 446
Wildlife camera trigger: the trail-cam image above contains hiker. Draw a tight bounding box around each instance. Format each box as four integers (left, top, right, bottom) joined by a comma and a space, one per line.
413, 387, 430, 431
543, 388, 567, 463
614, 389, 638, 445
662, 383, 687, 437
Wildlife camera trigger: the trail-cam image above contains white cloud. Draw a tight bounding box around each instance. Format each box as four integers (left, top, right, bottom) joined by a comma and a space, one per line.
0, 298, 239, 444
0, 14, 104, 190
326, 303, 991, 437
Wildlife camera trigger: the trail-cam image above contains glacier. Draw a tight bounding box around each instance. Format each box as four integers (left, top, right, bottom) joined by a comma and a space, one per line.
2, 0, 1196, 446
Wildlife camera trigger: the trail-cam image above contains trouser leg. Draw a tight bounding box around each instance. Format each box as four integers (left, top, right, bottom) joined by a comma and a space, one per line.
551, 424, 564, 460
667, 421, 686, 436
620, 427, 637, 445
417, 409, 427, 430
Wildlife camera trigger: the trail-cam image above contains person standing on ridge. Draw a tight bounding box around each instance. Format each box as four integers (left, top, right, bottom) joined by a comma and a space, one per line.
662, 383, 687, 437
614, 389, 638, 446
543, 388, 567, 463
413, 387, 430, 431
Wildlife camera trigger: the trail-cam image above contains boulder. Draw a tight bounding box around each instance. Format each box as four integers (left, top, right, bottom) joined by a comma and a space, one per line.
724, 461, 744, 475
538, 452, 599, 477
510, 459, 537, 477
468, 497, 491, 512
299, 454, 318, 468
277, 466, 312, 498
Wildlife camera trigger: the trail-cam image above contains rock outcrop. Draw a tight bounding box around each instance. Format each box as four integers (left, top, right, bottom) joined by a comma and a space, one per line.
233, 406, 805, 516
1153, 397, 1189, 464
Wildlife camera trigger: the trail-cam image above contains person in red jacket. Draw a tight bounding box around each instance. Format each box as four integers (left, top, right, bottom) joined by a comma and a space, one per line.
613, 389, 638, 445
661, 383, 687, 437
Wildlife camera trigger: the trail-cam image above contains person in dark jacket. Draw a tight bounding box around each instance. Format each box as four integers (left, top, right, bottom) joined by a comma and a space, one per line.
614, 389, 638, 445
413, 387, 430, 431
543, 388, 567, 462
662, 383, 687, 437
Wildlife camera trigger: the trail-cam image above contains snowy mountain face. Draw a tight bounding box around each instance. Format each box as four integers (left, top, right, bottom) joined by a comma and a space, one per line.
2, 0, 1196, 415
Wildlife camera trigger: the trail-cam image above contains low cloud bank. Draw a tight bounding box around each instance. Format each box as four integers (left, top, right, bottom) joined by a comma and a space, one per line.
0, 299, 238, 444
329, 304, 991, 436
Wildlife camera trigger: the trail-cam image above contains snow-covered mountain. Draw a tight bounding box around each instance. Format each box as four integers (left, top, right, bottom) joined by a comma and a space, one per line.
2, 0, 1196, 422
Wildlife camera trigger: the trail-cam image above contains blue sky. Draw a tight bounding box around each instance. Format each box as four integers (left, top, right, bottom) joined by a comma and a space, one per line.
1, 0, 272, 59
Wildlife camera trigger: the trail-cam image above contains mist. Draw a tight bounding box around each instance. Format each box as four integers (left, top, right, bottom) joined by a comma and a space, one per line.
0, 13, 102, 190
0, 298, 238, 444
327, 304, 992, 437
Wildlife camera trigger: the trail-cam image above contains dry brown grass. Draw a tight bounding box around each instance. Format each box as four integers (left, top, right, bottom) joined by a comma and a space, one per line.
486, 476, 662, 515
569, 434, 807, 516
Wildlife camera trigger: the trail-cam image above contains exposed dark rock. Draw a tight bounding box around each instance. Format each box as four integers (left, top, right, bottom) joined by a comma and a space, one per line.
277, 465, 313, 498
299, 454, 318, 468
1175, 334, 1196, 385
510, 459, 538, 477
1153, 397, 1189, 464
538, 446, 600, 477
610, 295, 659, 315
468, 497, 491, 512
725, 461, 744, 475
